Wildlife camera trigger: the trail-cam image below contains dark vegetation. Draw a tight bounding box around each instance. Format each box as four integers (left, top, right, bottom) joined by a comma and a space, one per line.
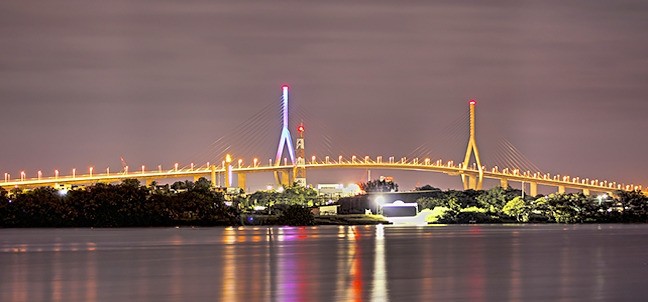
1, 178, 646, 227
359, 178, 398, 192
277, 204, 315, 226
0, 178, 238, 227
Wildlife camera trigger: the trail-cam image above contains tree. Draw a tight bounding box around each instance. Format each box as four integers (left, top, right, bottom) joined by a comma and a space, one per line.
360, 179, 398, 192
248, 190, 280, 207
282, 184, 319, 205
417, 196, 446, 210
121, 178, 142, 188
171, 180, 194, 191
615, 190, 648, 222
278, 204, 315, 226
416, 185, 441, 191
535, 193, 588, 223
12, 187, 71, 227
502, 196, 529, 222
194, 177, 212, 192
476, 186, 510, 213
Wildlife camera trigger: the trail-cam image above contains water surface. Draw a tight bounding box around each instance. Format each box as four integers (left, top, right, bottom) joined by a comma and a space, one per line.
1, 224, 647, 301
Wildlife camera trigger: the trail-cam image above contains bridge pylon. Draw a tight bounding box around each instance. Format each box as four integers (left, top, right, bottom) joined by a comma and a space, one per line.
461, 99, 484, 190
274, 85, 296, 187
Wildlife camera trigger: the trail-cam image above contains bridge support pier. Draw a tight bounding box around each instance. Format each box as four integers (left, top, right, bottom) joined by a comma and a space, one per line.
468, 175, 477, 190
529, 182, 537, 197
582, 188, 590, 196
274, 170, 291, 187
558, 185, 565, 194
210, 165, 217, 188
462, 173, 483, 190
500, 178, 508, 188
237, 173, 247, 192
224, 154, 232, 187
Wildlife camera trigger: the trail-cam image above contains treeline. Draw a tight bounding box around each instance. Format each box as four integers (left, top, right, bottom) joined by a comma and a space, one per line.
2, 179, 647, 227
418, 186, 648, 223
0, 178, 239, 227
337, 185, 648, 223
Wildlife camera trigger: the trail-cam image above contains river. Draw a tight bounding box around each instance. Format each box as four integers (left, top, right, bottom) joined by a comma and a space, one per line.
1, 224, 647, 301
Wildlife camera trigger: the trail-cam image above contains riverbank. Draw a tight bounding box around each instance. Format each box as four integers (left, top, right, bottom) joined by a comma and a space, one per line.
241, 214, 391, 226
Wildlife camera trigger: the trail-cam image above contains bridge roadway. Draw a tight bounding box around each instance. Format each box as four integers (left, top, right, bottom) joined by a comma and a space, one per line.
1, 156, 640, 196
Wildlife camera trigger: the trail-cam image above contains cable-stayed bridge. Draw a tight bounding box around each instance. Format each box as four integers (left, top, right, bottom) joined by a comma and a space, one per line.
1, 86, 643, 196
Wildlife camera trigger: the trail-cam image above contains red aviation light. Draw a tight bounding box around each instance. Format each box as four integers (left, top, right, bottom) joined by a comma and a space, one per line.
469, 99, 477, 105
281, 84, 290, 90
297, 125, 305, 133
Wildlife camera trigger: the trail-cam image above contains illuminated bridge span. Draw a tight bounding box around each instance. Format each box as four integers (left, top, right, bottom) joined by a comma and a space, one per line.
1, 156, 641, 196
0, 86, 643, 196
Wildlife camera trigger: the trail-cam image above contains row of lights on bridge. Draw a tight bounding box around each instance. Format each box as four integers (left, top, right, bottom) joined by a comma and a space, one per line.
2, 162, 195, 182
2, 155, 440, 182
2, 156, 642, 191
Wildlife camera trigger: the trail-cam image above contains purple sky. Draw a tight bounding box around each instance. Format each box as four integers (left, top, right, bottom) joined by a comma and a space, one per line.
1, 0, 647, 191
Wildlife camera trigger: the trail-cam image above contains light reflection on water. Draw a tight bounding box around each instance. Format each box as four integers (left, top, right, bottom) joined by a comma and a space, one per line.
1, 225, 648, 301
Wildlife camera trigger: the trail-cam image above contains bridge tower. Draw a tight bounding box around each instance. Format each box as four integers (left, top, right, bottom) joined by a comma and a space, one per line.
461, 99, 484, 190
294, 123, 306, 186
274, 85, 296, 186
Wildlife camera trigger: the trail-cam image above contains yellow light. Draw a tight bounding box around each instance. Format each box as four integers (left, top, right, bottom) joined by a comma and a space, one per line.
226, 154, 232, 163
